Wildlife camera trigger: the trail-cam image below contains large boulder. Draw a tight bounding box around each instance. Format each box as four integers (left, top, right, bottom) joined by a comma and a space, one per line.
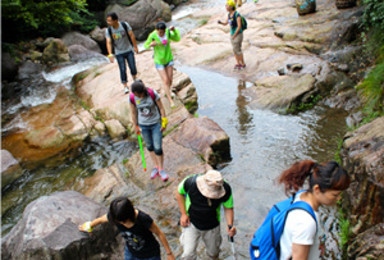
341, 117, 384, 259
1, 89, 97, 164
68, 44, 106, 62
105, 0, 172, 41
42, 39, 70, 66
245, 74, 316, 112
89, 26, 107, 54
17, 60, 43, 81
171, 117, 230, 167
104, 119, 126, 139
1, 52, 18, 81
1, 150, 23, 188
62, 32, 101, 53
1, 191, 124, 260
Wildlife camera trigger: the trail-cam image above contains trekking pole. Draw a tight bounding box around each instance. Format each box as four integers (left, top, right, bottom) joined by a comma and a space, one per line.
228, 225, 237, 260
136, 127, 147, 171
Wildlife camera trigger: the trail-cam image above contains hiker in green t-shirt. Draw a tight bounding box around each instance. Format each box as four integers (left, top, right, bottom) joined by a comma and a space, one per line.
176, 170, 237, 259
144, 22, 181, 108
218, 0, 246, 70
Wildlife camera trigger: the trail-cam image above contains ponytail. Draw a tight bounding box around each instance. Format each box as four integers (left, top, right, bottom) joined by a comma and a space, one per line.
278, 160, 350, 195
278, 160, 316, 195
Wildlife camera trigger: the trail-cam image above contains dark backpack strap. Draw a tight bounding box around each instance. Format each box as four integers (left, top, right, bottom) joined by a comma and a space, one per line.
121, 22, 133, 46
185, 174, 199, 195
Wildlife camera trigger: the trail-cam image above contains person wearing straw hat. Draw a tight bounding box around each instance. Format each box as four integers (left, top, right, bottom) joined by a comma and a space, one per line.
176, 170, 236, 259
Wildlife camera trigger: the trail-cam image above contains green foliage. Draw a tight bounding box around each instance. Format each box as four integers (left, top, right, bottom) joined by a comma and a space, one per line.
338, 208, 351, 254
361, 0, 384, 30
356, 62, 384, 123
334, 138, 344, 165
199, 19, 208, 26
2, 0, 98, 41
286, 94, 322, 114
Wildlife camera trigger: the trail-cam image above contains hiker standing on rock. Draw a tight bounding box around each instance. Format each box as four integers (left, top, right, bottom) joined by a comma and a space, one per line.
254, 160, 350, 260
144, 21, 181, 108
176, 170, 236, 259
130, 80, 170, 181
218, 0, 246, 70
79, 197, 175, 260
106, 12, 139, 94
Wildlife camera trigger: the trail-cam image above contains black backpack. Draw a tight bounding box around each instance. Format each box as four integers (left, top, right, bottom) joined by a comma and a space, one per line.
107, 22, 133, 54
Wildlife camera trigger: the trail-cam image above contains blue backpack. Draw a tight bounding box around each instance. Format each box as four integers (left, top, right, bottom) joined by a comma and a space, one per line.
249, 190, 317, 260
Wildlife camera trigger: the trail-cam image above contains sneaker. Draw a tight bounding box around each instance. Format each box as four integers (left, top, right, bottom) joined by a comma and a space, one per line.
124, 86, 130, 94
234, 64, 241, 70
150, 168, 159, 179
241, 64, 247, 69
158, 170, 169, 182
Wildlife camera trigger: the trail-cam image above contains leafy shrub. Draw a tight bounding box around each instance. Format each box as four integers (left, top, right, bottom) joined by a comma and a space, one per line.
2, 0, 98, 41
361, 0, 384, 30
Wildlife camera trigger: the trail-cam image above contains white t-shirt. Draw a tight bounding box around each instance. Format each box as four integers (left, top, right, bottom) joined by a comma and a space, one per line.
279, 193, 324, 260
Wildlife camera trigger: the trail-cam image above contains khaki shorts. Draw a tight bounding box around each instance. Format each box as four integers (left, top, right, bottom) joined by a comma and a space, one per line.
230, 32, 244, 55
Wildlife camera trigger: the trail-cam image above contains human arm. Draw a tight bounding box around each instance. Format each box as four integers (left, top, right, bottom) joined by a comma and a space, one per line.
224, 207, 236, 237
144, 33, 157, 49
156, 99, 167, 131
168, 27, 181, 42
128, 30, 139, 54
78, 214, 108, 232
291, 244, 310, 260
149, 222, 175, 260
232, 15, 242, 39
176, 190, 190, 227
218, 18, 229, 25
106, 37, 114, 63
130, 102, 140, 134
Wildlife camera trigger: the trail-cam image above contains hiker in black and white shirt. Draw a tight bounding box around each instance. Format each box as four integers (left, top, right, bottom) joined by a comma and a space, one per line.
106, 12, 138, 94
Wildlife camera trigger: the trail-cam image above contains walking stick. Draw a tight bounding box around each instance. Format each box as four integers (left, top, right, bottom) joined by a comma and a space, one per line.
137, 127, 147, 172
228, 225, 237, 260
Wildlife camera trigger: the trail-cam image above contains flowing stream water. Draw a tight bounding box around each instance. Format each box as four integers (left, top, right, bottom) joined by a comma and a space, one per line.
2, 0, 349, 259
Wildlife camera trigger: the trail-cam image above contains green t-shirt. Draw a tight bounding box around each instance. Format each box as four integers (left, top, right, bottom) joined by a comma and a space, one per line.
144, 28, 181, 65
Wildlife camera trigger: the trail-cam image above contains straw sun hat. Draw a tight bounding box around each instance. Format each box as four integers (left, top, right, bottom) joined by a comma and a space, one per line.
196, 170, 226, 199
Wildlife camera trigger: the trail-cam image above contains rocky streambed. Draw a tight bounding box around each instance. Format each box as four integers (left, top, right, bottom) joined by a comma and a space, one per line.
2, 0, 383, 259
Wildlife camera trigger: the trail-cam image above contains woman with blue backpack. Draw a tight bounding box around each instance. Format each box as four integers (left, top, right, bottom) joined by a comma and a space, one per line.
250, 160, 350, 260
218, 0, 246, 70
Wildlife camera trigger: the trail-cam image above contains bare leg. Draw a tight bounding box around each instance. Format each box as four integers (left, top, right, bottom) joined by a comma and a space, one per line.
149, 151, 159, 168
156, 69, 175, 107
157, 154, 164, 170
165, 65, 174, 91
238, 53, 245, 66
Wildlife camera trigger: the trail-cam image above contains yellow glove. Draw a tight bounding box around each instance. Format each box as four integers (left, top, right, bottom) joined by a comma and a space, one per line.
82, 221, 93, 232
161, 117, 168, 129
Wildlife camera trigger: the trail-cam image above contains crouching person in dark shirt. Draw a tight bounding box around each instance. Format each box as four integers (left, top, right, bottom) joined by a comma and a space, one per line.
79, 197, 175, 260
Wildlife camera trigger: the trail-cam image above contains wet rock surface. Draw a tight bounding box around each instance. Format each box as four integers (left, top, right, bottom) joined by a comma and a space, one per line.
1, 191, 124, 260
62, 32, 102, 54
341, 117, 384, 259
1, 150, 23, 188
105, 0, 172, 41
172, 0, 362, 112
